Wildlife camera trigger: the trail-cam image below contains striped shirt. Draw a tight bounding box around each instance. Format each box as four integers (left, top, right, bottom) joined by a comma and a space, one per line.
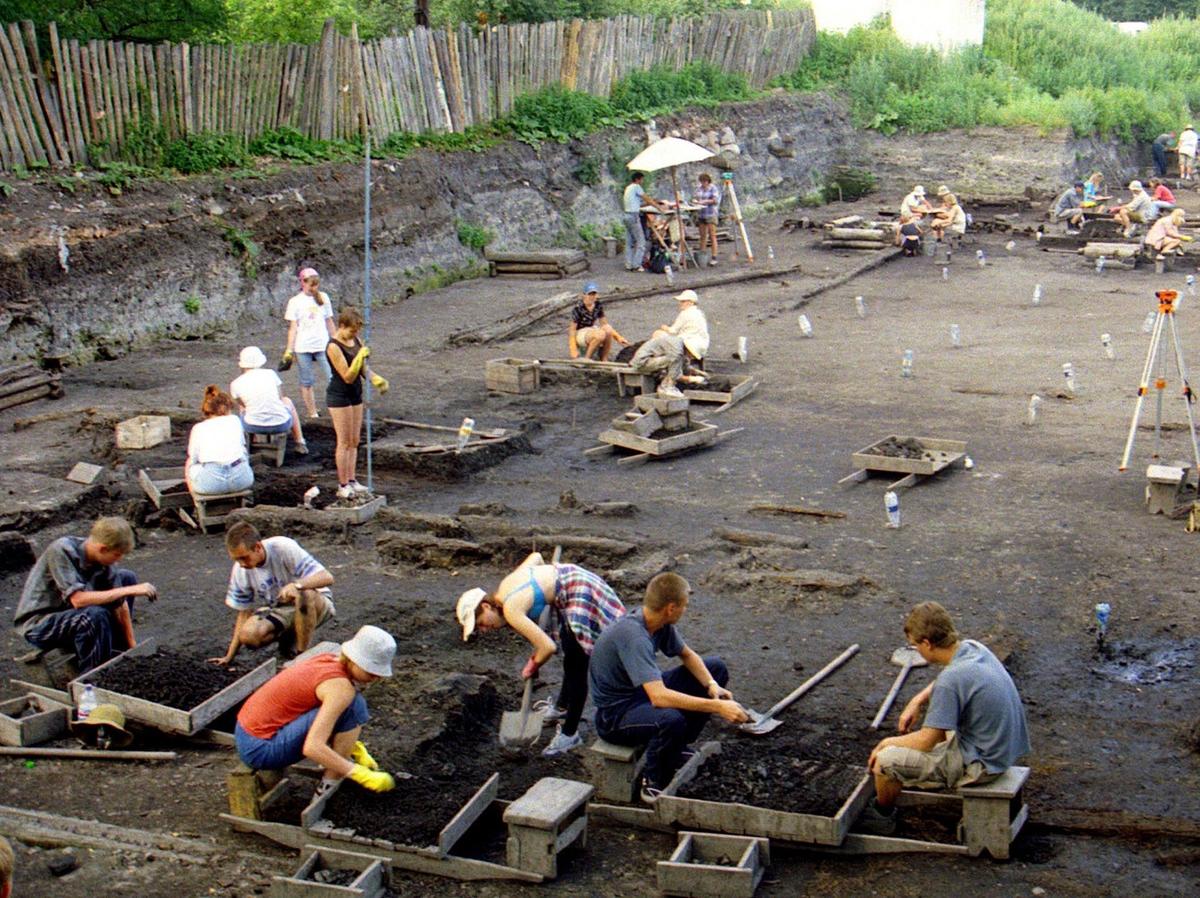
693, 183, 720, 221
553, 564, 626, 655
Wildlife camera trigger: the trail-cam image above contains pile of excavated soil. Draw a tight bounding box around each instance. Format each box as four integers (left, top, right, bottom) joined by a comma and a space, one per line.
88, 648, 243, 709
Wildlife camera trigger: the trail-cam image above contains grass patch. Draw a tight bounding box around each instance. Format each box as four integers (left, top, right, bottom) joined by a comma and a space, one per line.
219, 223, 261, 279
456, 220, 494, 252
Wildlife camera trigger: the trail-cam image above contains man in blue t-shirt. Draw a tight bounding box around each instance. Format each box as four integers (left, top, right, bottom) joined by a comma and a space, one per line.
862, 602, 1031, 834
589, 572, 749, 802
622, 172, 666, 272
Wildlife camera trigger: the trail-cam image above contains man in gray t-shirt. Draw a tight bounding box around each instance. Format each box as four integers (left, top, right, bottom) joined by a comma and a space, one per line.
589, 573, 749, 799
861, 602, 1031, 834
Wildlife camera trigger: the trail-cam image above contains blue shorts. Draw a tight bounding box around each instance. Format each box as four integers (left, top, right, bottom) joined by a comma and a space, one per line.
235, 691, 369, 770
295, 350, 331, 389
241, 413, 292, 435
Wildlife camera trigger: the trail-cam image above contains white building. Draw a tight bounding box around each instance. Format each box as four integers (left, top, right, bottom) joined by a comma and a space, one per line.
809, 0, 986, 54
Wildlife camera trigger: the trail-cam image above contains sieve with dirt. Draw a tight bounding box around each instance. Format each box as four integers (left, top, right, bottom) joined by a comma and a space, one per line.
87, 648, 247, 710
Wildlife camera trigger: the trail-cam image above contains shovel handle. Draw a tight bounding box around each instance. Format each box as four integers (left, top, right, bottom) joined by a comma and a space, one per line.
517, 676, 534, 714
760, 643, 860, 721
870, 660, 913, 730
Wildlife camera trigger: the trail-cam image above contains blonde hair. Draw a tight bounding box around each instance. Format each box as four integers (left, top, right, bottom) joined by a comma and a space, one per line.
645, 572, 689, 612
89, 517, 134, 553
943, 193, 958, 206
1171, 208, 1187, 225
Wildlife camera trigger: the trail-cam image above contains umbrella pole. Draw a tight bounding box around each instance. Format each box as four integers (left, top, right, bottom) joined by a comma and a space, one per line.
671, 168, 689, 270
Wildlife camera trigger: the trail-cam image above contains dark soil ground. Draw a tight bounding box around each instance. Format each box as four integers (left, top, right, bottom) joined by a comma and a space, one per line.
2, 157, 1200, 897
87, 648, 245, 709
321, 774, 488, 848
678, 748, 865, 817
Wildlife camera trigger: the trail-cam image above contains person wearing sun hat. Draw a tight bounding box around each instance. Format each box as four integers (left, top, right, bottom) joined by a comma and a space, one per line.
1113, 180, 1154, 239
235, 625, 400, 796
231, 345, 308, 455
568, 281, 629, 362
630, 289, 710, 398
1177, 124, 1197, 180
899, 185, 933, 222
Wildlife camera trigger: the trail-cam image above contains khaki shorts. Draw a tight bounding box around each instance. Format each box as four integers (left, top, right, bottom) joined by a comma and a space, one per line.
575, 327, 605, 349
1128, 211, 1145, 223
255, 591, 335, 635
875, 734, 997, 791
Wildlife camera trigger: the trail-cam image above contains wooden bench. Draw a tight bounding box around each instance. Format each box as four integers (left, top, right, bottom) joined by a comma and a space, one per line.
247, 430, 288, 467
589, 738, 646, 803
193, 489, 253, 532
1146, 464, 1188, 515
957, 766, 1030, 859
503, 777, 593, 879
227, 760, 292, 820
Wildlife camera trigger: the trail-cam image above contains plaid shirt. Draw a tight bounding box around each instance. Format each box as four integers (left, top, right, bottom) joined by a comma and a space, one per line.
553, 564, 626, 654
693, 183, 720, 221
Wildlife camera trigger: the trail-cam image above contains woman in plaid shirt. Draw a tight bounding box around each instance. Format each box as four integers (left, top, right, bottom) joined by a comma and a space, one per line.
456, 551, 626, 757
693, 173, 721, 266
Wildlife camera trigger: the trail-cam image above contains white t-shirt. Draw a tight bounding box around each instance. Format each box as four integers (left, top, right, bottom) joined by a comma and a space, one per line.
187, 414, 247, 466
231, 368, 290, 428
667, 305, 710, 359
225, 536, 333, 611
285, 291, 334, 354
1180, 129, 1198, 157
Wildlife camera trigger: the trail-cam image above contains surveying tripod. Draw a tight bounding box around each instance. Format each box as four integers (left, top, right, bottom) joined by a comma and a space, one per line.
1119, 289, 1200, 474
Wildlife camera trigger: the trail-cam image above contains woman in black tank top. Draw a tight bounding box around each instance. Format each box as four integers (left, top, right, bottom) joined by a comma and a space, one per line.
325, 307, 388, 499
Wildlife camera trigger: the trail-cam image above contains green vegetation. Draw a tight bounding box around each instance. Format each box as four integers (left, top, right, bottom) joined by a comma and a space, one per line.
0, 181, 13, 197
455, 220, 495, 251
184, 295, 202, 314
248, 127, 360, 163
820, 167, 877, 204
219, 223, 261, 278
163, 132, 248, 173
408, 260, 489, 294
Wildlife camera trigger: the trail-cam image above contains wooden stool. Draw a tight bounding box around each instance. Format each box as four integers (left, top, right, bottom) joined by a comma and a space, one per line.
1146, 464, 1187, 515
589, 738, 646, 803
617, 372, 659, 397
957, 766, 1030, 859
227, 760, 290, 820
247, 431, 289, 467
503, 777, 593, 879
193, 489, 253, 532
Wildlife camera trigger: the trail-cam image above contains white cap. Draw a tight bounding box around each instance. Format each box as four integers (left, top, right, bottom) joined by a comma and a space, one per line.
913, 185, 925, 197
239, 346, 267, 369
456, 588, 488, 641
674, 289, 700, 305
936, 185, 950, 196
341, 625, 395, 677
1129, 180, 1143, 191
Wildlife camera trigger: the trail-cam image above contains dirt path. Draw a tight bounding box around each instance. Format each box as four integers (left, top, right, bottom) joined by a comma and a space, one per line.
1, 195, 1199, 896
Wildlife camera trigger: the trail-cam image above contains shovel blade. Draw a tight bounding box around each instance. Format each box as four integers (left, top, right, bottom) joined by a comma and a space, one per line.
890, 645, 927, 667
499, 709, 545, 747
737, 708, 782, 736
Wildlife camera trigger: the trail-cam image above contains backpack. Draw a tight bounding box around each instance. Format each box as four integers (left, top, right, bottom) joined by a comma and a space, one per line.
646, 245, 671, 274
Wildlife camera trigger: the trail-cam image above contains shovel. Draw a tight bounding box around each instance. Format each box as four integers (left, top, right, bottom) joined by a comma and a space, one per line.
870, 646, 929, 730
739, 643, 860, 736
499, 546, 561, 748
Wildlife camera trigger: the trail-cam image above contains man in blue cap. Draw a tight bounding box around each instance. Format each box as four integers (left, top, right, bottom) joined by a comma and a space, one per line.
568, 281, 629, 362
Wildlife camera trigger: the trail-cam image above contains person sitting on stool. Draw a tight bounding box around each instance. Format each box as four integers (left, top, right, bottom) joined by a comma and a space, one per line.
186, 386, 253, 498
568, 282, 629, 362
231, 345, 308, 455
630, 289, 710, 398
588, 573, 749, 803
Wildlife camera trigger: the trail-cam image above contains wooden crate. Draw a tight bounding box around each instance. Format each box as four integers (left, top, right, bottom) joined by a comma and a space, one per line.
271, 845, 389, 898
486, 358, 541, 394
657, 832, 770, 898
303, 772, 499, 859
654, 743, 873, 847
0, 694, 70, 747
850, 436, 967, 477
683, 374, 759, 411
597, 422, 718, 457
116, 415, 172, 449
69, 637, 276, 736
138, 467, 191, 510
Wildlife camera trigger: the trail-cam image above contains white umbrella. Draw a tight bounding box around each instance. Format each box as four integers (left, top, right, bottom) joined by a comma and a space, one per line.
627, 138, 715, 270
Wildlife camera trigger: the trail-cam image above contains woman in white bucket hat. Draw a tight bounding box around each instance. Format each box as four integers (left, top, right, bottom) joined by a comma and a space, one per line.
231, 345, 308, 455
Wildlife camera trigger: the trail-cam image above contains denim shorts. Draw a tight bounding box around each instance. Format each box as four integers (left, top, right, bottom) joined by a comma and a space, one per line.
296, 350, 332, 389
188, 458, 253, 495
236, 691, 369, 770
241, 413, 292, 435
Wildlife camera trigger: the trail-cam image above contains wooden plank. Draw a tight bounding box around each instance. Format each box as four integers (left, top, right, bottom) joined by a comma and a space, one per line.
79, 42, 105, 149
154, 43, 172, 137
47, 24, 81, 162
0, 24, 48, 163
101, 40, 124, 144
438, 773, 498, 857
0, 48, 31, 167
0, 747, 177, 761
598, 423, 717, 456
503, 778, 593, 829
318, 22, 336, 139
22, 21, 69, 164
123, 41, 140, 130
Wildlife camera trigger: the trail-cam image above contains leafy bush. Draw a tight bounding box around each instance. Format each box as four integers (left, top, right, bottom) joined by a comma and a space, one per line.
821, 167, 877, 203
504, 85, 620, 144
249, 127, 359, 162
609, 62, 749, 115
456, 220, 495, 250
164, 132, 247, 173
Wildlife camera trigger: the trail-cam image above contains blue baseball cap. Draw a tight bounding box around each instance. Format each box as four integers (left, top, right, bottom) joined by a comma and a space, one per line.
583, 281, 600, 294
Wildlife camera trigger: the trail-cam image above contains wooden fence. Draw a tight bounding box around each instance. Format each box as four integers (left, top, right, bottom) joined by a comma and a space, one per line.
0, 10, 814, 172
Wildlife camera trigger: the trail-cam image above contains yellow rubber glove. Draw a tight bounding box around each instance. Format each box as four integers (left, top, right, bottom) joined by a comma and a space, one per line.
350, 741, 379, 770
348, 763, 395, 792
370, 373, 389, 394
346, 346, 370, 381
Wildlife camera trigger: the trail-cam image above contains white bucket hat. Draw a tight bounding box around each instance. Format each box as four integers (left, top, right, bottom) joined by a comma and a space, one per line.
1128, 180, 1144, 191
341, 625, 395, 677
456, 588, 488, 641
913, 185, 926, 197
239, 346, 267, 369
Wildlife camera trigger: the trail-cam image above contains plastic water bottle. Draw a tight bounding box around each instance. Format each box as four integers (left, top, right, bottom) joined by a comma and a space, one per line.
1101, 333, 1115, 360
768, 246, 775, 261
1005, 240, 1016, 253
1027, 394, 1042, 426
664, 264, 674, 287
901, 349, 914, 378
1142, 311, 1157, 334
456, 417, 475, 451
303, 486, 320, 509
78, 683, 97, 721
942, 266, 949, 281
966, 213, 974, 227
884, 491, 901, 528
737, 336, 748, 363
945, 247, 952, 264
1188, 274, 1196, 297
976, 249, 986, 268
1096, 255, 1105, 275
1062, 362, 1076, 394
855, 296, 866, 318
1032, 284, 1043, 306
798, 314, 813, 337
1095, 602, 1111, 642
950, 324, 961, 347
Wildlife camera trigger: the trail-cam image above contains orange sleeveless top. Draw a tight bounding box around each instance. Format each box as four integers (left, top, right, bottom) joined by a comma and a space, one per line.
237, 653, 348, 739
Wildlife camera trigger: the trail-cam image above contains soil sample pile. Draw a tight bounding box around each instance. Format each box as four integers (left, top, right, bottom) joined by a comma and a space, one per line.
88, 648, 243, 709
321, 774, 487, 848
867, 436, 931, 460
311, 868, 359, 886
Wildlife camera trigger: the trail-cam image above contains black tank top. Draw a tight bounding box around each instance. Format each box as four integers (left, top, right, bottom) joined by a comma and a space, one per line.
325, 338, 364, 407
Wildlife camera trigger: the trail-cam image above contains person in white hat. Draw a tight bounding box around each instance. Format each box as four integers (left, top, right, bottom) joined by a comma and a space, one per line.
1113, 180, 1154, 239
235, 625, 399, 796
899, 185, 932, 222
231, 345, 307, 455
629, 290, 710, 399
457, 551, 626, 758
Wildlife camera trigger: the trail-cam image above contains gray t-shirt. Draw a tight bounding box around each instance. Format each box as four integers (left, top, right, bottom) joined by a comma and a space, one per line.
588, 609, 684, 712
1054, 187, 1082, 216
14, 537, 108, 635
225, 536, 332, 612
924, 639, 1031, 773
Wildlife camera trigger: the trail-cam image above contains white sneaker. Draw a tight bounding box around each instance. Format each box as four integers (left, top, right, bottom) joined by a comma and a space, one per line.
532, 700, 567, 723
349, 480, 370, 495
336, 484, 355, 500
657, 383, 684, 399
541, 726, 583, 757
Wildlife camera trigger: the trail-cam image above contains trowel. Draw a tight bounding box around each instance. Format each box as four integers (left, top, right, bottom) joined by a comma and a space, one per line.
869, 645, 929, 730
739, 643, 859, 736
498, 546, 561, 748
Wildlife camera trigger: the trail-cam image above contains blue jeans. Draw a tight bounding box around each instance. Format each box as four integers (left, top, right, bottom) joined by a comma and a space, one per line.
188, 458, 253, 495
624, 212, 646, 270
241, 414, 292, 435
295, 350, 331, 389
1153, 142, 1168, 177
595, 656, 729, 789
236, 692, 369, 770
25, 568, 138, 672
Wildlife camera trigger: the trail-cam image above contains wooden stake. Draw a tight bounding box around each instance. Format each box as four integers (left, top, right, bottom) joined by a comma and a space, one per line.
0, 747, 177, 761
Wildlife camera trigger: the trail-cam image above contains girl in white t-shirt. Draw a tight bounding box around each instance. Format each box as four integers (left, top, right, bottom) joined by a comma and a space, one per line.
283, 267, 335, 419
231, 346, 308, 454
186, 386, 253, 497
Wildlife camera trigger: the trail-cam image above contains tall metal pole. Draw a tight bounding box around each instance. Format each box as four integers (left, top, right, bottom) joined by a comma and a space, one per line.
363, 131, 373, 493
